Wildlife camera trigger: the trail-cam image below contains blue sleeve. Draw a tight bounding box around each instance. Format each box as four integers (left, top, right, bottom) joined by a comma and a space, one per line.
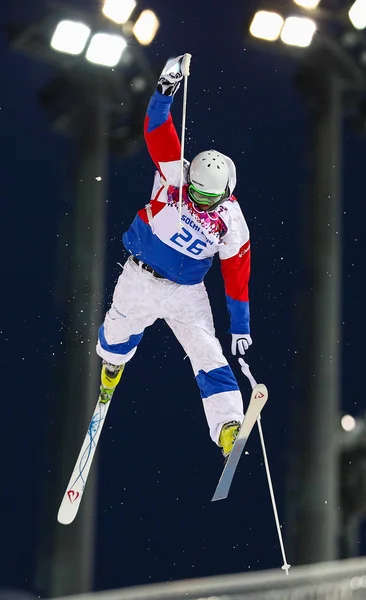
146, 91, 174, 132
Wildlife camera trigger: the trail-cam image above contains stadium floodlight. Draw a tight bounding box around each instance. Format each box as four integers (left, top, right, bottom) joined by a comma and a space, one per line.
50, 20, 91, 55
132, 9, 160, 45
280, 16, 316, 47
293, 0, 321, 9
341, 414, 357, 432
85, 32, 127, 67
349, 0, 366, 30
102, 0, 136, 25
249, 11, 285, 42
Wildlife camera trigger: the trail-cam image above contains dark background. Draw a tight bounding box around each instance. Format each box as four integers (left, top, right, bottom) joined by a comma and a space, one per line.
1, 0, 365, 595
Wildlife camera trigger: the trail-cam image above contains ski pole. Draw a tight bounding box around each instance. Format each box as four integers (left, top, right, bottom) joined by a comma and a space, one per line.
178, 53, 192, 231
239, 358, 291, 576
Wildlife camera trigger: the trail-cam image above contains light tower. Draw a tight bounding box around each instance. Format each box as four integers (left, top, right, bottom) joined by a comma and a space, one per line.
7, 1, 159, 596
245, 0, 366, 564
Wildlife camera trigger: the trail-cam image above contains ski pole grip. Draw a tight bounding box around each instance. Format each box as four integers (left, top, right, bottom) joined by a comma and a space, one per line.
182, 53, 192, 77
238, 358, 257, 389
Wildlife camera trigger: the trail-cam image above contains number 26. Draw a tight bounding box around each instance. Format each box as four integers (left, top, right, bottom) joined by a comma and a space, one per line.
170, 227, 206, 256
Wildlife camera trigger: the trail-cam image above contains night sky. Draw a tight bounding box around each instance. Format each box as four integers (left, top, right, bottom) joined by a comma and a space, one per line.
1, 0, 366, 596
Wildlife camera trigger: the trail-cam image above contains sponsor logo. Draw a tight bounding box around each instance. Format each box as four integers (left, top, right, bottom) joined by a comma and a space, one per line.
67, 490, 80, 503
254, 391, 265, 399
239, 245, 250, 258
181, 214, 200, 232
180, 216, 214, 246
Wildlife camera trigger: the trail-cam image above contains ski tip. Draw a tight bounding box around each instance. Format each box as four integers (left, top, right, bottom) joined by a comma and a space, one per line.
57, 502, 79, 525
57, 511, 75, 526
253, 383, 268, 396
57, 487, 83, 525
252, 383, 268, 406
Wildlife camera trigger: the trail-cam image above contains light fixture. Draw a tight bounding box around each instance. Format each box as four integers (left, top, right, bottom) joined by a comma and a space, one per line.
85, 32, 127, 67
280, 16, 316, 47
132, 10, 160, 45
249, 10, 285, 42
349, 0, 366, 30
293, 0, 321, 9
341, 415, 357, 432
102, 0, 137, 25
50, 20, 91, 55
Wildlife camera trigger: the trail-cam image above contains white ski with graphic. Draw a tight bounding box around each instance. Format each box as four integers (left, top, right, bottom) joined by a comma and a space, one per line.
211, 383, 268, 502
57, 397, 112, 525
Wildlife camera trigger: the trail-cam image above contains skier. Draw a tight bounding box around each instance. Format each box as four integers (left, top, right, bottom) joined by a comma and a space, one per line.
96, 54, 252, 458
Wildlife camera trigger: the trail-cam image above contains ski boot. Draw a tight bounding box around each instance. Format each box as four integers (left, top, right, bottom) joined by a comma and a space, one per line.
99, 361, 124, 404
219, 420, 241, 458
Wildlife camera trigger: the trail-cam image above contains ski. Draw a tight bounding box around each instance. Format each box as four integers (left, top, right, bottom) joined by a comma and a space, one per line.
211, 383, 268, 502
57, 393, 114, 525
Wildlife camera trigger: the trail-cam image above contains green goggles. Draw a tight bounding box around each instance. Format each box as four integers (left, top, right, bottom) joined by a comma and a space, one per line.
188, 183, 225, 208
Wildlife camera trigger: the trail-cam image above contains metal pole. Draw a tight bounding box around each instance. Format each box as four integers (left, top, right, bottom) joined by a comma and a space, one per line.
36, 79, 108, 597
341, 515, 360, 558
288, 69, 343, 563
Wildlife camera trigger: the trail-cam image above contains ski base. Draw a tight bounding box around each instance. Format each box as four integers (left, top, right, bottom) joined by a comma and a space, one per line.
57, 392, 115, 525
211, 383, 268, 502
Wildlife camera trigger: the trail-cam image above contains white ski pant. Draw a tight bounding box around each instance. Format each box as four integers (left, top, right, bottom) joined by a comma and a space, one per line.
96, 257, 244, 444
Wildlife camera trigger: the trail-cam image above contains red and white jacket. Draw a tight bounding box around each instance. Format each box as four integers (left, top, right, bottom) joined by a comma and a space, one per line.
123, 91, 251, 334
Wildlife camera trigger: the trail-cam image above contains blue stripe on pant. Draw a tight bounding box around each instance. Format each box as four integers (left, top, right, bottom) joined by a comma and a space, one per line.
98, 325, 143, 356
196, 364, 243, 444
196, 364, 240, 399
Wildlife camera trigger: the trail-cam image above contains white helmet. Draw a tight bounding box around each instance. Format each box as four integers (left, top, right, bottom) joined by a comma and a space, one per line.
188, 150, 230, 211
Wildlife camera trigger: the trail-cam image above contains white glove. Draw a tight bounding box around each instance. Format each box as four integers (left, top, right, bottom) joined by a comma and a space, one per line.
157, 54, 191, 97
231, 334, 252, 356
